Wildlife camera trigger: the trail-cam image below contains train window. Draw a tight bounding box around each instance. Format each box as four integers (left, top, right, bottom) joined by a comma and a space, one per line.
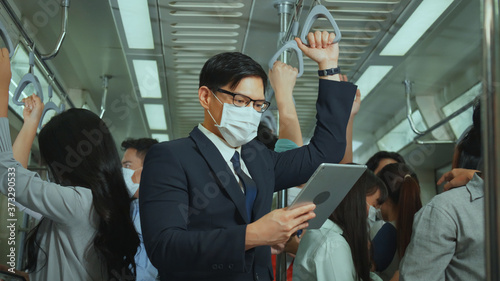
377, 110, 427, 152
442, 83, 481, 138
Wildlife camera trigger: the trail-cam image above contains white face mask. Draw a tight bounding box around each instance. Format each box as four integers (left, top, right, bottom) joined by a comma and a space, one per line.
367, 203, 383, 225
207, 91, 262, 147
122, 167, 139, 198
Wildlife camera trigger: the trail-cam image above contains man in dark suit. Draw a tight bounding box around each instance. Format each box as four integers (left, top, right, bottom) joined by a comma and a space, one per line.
140, 31, 357, 281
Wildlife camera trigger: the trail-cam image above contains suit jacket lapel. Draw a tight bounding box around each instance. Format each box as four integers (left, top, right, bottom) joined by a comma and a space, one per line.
189, 127, 249, 223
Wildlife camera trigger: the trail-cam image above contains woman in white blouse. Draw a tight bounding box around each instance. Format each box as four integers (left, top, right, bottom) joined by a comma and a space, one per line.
293, 170, 384, 281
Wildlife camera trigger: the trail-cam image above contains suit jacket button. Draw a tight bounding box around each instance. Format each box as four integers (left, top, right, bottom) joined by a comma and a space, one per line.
228, 264, 234, 270
212, 264, 217, 270
218, 264, 223, 269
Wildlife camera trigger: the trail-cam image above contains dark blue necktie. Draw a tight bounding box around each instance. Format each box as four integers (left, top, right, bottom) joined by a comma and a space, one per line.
231, 151, 257, 221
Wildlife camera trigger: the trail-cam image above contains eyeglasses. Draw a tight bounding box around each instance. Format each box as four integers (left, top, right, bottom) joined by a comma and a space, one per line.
216, 88, 271, 113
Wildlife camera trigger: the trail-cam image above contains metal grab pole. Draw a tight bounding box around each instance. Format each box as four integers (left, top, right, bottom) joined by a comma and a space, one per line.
483, 0, 500, 280
274, 1, 295, 280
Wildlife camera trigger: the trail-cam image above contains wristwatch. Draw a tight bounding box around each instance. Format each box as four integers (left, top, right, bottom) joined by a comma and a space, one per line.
318, 67, 341, 76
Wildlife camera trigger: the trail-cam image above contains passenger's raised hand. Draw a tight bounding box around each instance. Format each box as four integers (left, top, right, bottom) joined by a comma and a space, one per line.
0, 48, 11, 117
295, 31, 339, 70
269, 61, 298, 99
22, 94, 44, 127
437, 168, 480, 191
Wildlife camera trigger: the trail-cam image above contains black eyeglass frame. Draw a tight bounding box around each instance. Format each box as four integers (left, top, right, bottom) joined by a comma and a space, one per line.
216, 88, 271, 113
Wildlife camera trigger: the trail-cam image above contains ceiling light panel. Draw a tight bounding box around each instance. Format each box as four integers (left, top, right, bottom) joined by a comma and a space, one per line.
132, 60, 162, 98
380, 0, 454, 56
144, 104, 168, 130
355, 65, 393, 100
116, 0, 155, 49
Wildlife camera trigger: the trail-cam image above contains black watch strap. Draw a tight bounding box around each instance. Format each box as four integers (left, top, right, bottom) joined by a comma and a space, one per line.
318, 67, 341, 76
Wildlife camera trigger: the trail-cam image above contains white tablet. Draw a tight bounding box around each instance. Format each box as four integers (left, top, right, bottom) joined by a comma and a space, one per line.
288, 163, 367, 229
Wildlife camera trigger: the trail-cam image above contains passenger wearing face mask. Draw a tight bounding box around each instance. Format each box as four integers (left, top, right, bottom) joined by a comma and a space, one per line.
139, 31, 357, 281
121, 138, 160, 281
366, 177, 388, 239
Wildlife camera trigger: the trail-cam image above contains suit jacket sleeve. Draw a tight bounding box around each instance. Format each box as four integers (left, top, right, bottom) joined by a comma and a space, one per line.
271, 79, 357, 190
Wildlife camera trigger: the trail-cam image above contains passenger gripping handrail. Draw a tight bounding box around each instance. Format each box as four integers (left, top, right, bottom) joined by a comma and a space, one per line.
39, 84, 65, 130
268, 3, 341, 77
299, 5, 342, 44
0, 19, 14, 58
12, 50, 44, 106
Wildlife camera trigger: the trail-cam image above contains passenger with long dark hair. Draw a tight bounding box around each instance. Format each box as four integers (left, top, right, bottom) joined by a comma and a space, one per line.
293, 170, 385, 281
372, 163, 422, 281
0, 49, 139, 280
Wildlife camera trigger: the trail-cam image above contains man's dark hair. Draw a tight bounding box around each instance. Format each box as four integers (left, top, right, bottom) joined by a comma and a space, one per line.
256, 122, 278, 150
121, 138, 159, 160
199, 52, 268, 94
366, 151, 406, 172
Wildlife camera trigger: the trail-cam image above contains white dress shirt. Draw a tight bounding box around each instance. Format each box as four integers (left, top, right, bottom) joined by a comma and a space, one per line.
198, 124, 252, 193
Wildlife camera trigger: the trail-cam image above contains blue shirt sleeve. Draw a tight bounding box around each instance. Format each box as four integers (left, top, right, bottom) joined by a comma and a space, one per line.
372, 222, 397, 272
274, 139, 299, 152
131, 200, 159, 280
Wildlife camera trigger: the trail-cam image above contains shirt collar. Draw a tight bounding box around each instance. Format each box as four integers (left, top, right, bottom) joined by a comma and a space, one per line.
321, 219, 343, 235
198, 123, 241, 163
466, 173, 484, 201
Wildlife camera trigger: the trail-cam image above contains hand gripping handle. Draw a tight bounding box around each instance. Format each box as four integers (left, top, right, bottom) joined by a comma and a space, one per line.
299, 5, 342, 45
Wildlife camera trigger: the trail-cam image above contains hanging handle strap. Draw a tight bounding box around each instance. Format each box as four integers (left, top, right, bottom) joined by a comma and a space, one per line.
12, 52, 44, 105
0, 20, 14, 58
299, 5, 342, 45
268, 40, 304, 77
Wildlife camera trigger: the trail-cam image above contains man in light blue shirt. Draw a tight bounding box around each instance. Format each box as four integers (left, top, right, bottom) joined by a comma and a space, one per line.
122, 138, 159, 280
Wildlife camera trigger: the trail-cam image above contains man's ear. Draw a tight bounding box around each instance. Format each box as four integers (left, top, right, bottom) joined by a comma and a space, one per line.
199, 86, 211, 110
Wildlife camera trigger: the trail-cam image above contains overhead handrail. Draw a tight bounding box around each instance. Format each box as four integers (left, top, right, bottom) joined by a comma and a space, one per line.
12, 50, 44, 106
0, 19, 14, 58
299, 5, 342, 44
41, 0, 69, 60
404, 80, 479, 140
269, 1, 342, 77
38, 83, 65, 130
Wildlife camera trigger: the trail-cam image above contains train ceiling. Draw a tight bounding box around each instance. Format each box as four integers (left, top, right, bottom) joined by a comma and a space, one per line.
2, 0, 481, 163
